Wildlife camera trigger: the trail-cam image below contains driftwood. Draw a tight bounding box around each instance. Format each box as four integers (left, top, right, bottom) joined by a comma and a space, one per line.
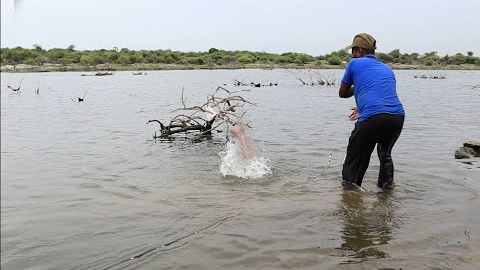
72, 89, 89, 102
7, 78, 23, 91
81, 72, 114, 77
34, 81, 40, 94
147, 86, 255, 139
463, 84, 480, 89
234, 80, 277, 87
288, 70, 338, 86
414, 74, 446, 79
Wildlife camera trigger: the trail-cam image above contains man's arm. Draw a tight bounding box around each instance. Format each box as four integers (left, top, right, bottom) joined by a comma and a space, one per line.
339, 83, 354, 98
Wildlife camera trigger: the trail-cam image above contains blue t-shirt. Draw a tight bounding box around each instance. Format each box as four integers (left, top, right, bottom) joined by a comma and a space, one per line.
341, 55, 404, 122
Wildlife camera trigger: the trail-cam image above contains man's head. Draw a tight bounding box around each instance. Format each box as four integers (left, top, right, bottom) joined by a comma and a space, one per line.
345, 33, 376, 58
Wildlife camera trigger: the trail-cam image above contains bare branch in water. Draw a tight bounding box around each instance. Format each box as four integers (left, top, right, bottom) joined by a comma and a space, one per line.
148, 86, 255, 140
7, 78, 23, 91
463, 84, 480, 89
34, 81, 40, 94
287, 70, 338, 86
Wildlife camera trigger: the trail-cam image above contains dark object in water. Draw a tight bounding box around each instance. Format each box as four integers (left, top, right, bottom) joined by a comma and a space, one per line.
7, 78, 23, 91
7, 85, 20, 91
95, 72, 113, 76
81, 72, 114, 76
455, 140, 480, 159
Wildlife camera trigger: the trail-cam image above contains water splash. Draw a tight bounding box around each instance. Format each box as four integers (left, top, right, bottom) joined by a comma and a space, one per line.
219, 141, 272, 179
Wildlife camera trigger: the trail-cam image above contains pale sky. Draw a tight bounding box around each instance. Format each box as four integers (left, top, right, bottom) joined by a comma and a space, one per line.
1, 0, 479, 56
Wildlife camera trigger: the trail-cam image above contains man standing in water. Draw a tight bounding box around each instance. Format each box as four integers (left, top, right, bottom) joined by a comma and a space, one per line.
339, 33, 405, 189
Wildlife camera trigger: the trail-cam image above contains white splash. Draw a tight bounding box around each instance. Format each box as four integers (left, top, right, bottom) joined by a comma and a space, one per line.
219, 141, 272, 179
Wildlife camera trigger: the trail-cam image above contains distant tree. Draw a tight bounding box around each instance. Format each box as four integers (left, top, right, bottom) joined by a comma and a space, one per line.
133, 51, 146, 63
4, 47, 35, 64
23, 58, 36, 66
35, 55, 49, 65
336, 50, 351, 62
67, 45, 76, 51
274, 55, 289, 64
222, 55, 236, 64
424, 51, 438, 57
207, 51, 223, 64
377, 52, 393, 63
236, 53, 254, 63
116, 54, 131, 65
104, 51, 119, 62
46, 49, 66, 62
410, 53, 419, 60
451, 53, 466, 64
388, 49, 401, 59
144, 53, 158, 63
90, 53, 105, 65
467, 51, 474, 57
328, 55, 342, 65
208, 48, 219, 54
79, 55, 94, 65
441, 54, 451, 64
32, 44, 44, 52
158, 54, 175, 64
424, 55, 439, 66
187, 57, 204, 65
424, 58, 434, 66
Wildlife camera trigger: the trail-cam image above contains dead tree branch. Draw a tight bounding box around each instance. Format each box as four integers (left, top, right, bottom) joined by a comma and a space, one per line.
7, 78, 23, 91
288, 70, 338, 86
147, 86, 255, 139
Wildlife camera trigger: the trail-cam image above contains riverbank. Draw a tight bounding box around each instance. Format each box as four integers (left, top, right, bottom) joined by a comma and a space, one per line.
2, 61, 479, 73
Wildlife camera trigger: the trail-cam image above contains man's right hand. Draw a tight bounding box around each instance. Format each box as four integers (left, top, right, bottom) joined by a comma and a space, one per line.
349, 107, 359, 121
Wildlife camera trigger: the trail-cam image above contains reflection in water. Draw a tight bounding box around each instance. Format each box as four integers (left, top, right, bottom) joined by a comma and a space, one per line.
338, 190, 398, 262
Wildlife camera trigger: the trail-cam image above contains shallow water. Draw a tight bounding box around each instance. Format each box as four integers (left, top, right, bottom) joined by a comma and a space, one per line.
1, 69, 479, 269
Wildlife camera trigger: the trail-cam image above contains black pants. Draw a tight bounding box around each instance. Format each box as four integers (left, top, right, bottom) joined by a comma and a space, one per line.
342, 113, 404, 188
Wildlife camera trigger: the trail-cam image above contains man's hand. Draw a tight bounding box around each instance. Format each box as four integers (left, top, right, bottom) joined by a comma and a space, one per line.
349, 107, 359, 121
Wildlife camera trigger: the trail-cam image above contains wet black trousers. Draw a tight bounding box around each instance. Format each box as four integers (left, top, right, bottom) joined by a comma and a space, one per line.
342, 113, 404, 188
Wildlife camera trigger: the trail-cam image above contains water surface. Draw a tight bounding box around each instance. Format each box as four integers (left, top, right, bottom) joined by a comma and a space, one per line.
1, 69, 479, 269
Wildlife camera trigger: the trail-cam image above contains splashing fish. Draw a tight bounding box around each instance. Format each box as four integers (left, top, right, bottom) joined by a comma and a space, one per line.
229, 123, 256, 161
219, 124, 272, 179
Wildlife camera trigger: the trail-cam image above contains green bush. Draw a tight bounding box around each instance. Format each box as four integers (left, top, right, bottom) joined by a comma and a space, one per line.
23, 58, 36, 65
1, 46, 478, 69
424, 56, 438, 66
328, 56, 342, 65
451, 53, 466, 64
236, 54, 254, 63
377, 53, 393, 63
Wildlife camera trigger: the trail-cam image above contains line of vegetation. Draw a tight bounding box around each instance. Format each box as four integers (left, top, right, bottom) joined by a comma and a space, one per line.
1, 44, 479, 72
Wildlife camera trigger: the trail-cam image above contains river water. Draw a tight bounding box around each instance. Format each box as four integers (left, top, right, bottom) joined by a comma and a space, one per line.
1, 69, 479, 270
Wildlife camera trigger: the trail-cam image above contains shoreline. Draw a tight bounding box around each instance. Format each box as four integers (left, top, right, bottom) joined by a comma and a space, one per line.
2, 62, 479, 73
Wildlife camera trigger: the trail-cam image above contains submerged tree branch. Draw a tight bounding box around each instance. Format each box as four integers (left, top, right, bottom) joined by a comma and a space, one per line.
148, 86, 255, 140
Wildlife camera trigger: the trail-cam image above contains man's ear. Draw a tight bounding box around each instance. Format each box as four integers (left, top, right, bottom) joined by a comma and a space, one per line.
359, 48, 366, 56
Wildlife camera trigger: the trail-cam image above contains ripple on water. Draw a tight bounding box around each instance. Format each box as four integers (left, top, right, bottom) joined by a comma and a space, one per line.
1, 70, 479, 270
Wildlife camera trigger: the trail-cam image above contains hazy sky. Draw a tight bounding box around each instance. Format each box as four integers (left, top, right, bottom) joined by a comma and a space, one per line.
1, 0, 479, 56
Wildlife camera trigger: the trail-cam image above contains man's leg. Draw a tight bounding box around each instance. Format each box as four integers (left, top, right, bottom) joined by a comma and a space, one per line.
377, 114, 404, 189
342, 121, 376, 187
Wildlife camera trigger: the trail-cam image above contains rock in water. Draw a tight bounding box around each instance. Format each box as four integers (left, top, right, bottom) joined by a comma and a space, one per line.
455, 147, 476, 159
464, 140, 480, 152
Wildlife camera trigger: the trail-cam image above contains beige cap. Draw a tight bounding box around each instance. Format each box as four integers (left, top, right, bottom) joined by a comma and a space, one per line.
344, 33, 377, 50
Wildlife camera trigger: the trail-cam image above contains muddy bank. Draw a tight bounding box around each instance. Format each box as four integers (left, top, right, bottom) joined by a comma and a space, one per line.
2, 62, 479, 73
